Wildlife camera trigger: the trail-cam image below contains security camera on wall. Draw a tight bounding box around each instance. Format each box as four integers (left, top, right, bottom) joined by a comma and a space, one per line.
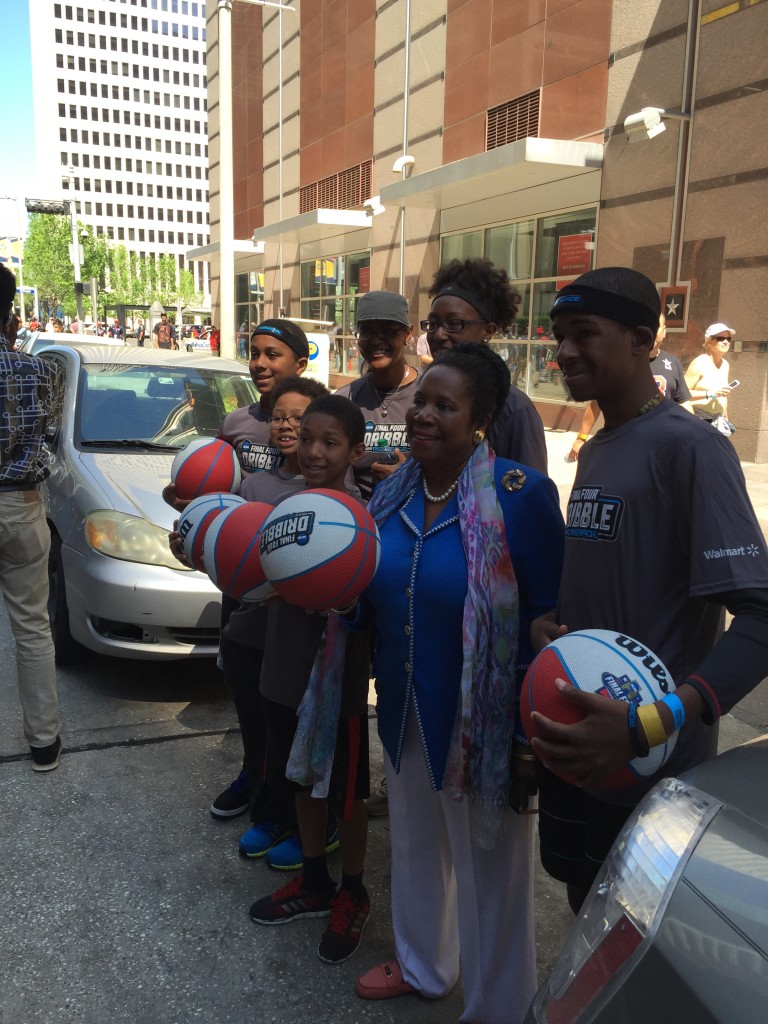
392, 154, 416, 174
623, 107, 666, 144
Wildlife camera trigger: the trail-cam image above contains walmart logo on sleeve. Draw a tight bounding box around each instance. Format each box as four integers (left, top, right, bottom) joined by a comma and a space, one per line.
566, 485, 624, 540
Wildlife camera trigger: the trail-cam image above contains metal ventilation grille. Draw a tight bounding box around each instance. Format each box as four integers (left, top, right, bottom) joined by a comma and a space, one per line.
300, 160, 373, 213
486, 91, 540, 150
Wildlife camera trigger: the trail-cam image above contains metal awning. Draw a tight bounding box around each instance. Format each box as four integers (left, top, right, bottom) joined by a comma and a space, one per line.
185, 239, 264, 271
252, 208, 372, 245
379, 138, 603, 210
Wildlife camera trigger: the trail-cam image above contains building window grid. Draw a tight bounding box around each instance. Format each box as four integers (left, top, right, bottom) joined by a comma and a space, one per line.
50, 8, 210, 270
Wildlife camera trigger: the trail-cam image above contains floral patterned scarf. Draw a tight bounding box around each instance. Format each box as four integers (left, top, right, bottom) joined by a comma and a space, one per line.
287, 443, 519, 848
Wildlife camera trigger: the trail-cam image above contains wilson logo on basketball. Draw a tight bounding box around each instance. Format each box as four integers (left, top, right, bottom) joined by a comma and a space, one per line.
614, 635, 670, 690
259, 511, 316, 554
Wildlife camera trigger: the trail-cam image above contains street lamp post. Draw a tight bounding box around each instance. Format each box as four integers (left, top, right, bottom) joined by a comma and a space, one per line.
62, 167, 84, 322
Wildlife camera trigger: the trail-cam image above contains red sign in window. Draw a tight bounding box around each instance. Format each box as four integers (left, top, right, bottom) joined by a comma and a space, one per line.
556, 233, 593, 290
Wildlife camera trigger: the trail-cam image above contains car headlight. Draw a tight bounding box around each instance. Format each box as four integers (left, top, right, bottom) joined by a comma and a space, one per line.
85, 510, 194, 571
532, 778, 721, 1024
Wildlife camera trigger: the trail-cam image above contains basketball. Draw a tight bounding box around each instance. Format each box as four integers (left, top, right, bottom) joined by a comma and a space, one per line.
171, 438, 241, 500
259, 489, 380, 610
204, 501, 275, 602
176, 492, 245, 572
521, 629, 678, 790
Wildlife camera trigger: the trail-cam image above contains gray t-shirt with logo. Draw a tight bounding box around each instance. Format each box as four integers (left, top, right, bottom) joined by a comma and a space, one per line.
335, 371, 421, 502
218, 402, 281, 474
559, 399, 768, 793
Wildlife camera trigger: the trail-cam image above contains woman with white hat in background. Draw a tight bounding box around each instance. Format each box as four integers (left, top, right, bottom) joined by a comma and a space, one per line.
684, 321, 736, 422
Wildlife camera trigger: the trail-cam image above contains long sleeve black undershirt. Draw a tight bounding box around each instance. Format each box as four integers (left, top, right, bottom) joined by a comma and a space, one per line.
684, 588, 768, 723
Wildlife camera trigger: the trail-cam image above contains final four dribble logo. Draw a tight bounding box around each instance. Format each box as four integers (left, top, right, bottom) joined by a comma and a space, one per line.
259, 511, 315, 554
599, 672, 641, 705
565, 485, 624, 540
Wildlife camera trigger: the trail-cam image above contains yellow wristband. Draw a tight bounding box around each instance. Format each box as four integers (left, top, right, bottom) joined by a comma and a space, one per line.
637, 704, 668, 748
577, 433, 589, 442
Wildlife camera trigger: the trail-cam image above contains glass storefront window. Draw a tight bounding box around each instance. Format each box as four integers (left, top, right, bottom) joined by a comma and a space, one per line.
509, 281, 531, 340
487, 221, 533, 281
235, 270, 264, 359
534, 210, 596, 282
441, 231, 483, 264
299, 251, 371, 375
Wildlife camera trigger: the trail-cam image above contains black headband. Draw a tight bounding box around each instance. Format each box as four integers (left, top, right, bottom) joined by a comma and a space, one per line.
550, 284, 659, 333
434, 285, 493, 324
252, 320, 309, 358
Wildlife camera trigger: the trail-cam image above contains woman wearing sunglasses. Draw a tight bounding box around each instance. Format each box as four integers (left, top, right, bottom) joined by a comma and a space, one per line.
684, 322, 737, 423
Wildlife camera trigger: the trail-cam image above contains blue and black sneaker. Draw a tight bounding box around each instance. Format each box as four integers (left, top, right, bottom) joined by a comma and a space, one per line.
210, 768, 250, 820
267, 828, 341, 871
239, 820, 291, 859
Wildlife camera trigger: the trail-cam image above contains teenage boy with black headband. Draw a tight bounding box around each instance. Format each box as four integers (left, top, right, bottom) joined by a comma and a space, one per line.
531, 266, 768, 913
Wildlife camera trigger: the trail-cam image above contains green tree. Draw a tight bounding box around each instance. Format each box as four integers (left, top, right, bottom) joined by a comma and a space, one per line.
177, 267, 201, 308
23, 214, 73, 319
157, 253, 178, 307
80, 229, 111, 319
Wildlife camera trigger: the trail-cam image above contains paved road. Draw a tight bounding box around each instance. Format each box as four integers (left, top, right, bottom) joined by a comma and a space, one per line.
1, 427, 766, 1024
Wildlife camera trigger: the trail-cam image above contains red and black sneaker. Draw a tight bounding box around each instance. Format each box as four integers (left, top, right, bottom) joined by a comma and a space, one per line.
318, 887, 370, 964
249, 875, 336, 926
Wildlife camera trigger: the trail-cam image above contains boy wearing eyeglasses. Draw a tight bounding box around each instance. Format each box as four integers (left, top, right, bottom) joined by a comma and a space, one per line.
228, 376, 343, 869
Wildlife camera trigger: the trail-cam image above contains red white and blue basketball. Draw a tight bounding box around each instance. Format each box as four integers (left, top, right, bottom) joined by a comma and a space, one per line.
204, 501, 275, 602
171, 438, 241, 500
259, 489, 380, 610
176, 492, 245, 573
521, 629, 678, 790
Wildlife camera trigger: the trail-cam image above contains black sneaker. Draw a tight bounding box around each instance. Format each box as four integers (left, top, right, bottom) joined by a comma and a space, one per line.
30, 735, 61, 773
318, 886, 370, 964
210, 768, 250, 819
249, 875, 336, 925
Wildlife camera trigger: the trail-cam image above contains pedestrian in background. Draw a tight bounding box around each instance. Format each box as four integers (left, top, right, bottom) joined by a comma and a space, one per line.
684, 321, 736, 422
0, 265, 62, 771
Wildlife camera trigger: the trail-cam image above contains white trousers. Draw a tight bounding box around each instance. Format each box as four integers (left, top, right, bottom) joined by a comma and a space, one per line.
0, 491, 59, 746
385, 709, 537, 1024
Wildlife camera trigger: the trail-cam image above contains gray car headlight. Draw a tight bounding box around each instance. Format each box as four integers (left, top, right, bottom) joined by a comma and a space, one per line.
531, 778, 721, 1024
85, 510, 195, 571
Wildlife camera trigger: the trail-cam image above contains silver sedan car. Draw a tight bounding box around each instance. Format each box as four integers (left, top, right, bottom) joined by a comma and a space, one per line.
39, 344, 258, 663
525, 734, 768, 1024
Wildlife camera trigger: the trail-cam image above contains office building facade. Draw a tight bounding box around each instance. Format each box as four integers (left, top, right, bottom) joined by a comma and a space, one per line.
30, 0, 212, 299
205, 0, 768, 459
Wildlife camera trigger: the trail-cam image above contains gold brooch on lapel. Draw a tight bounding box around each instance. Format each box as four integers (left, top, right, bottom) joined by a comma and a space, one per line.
501, 469, 526, 493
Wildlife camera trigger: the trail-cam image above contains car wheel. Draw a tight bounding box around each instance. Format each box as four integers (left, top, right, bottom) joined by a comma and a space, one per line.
47, 532, 85, 665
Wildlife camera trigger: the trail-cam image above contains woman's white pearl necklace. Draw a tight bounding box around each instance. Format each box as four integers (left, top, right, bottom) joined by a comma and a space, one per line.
423, 475, 461, 503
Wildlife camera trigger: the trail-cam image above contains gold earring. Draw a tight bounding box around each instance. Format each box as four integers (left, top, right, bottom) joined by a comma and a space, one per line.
473, 429, 486, 445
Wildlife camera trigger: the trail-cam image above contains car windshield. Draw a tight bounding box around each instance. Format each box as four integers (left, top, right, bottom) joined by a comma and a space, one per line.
77, 363, 258, 448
